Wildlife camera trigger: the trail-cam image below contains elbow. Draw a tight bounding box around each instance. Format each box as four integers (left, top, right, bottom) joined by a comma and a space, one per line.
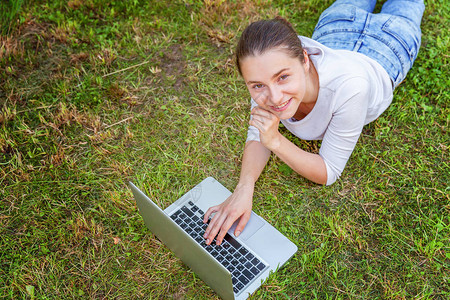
311, 171, 328, 185
300, 159, 328, 185
316, 156, 329, 185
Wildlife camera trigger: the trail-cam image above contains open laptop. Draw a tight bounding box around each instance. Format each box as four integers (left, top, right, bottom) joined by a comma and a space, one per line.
129, 177, 297, 300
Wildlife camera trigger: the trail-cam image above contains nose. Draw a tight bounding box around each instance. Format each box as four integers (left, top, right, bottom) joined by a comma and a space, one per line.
269, 86, 283, 105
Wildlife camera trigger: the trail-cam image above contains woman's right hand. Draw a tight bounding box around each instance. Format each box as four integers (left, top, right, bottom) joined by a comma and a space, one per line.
203, 182, 254, 246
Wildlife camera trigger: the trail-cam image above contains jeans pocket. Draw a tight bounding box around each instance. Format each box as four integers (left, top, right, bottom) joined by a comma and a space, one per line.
314, 5, 356, 31
382, 16, 421, 61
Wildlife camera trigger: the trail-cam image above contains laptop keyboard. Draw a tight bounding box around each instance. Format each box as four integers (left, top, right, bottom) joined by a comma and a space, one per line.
170, 201, 268, 294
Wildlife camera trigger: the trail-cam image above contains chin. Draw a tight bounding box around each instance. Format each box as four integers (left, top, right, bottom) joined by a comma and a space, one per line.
278, 111, 296, 120
281, 105, 300, 120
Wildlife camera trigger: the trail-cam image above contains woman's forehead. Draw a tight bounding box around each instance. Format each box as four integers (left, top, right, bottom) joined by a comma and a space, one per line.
240, 48, 302, 80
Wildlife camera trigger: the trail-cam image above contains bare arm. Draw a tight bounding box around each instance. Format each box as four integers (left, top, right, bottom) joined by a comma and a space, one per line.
238, 140, 271, 186
269, 134, 327, 184
203, 140, 270, 245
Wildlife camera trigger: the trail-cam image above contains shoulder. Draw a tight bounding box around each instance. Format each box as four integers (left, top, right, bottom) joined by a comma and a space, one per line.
300, 36, 373, 89
336, 76, 371, 97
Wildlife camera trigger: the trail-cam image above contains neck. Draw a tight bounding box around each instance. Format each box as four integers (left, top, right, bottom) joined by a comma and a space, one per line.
305, 59, 319, 104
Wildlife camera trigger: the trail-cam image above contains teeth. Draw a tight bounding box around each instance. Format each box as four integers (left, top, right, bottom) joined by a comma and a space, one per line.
275, 100, 289, 109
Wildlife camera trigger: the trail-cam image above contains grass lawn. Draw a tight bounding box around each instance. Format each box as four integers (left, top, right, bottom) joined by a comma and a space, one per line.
1, 0, 448, 298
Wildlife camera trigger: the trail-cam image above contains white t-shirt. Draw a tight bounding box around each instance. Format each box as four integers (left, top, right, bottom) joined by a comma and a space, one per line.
246, 36, 393, 185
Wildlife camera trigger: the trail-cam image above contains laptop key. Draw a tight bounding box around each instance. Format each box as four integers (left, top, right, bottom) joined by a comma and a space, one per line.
243, 269, 255, 281
245, 262, 253, 270
236, 264, 245, 272
224, 234, 241, 250
181, 206, 194, 218
256, 262, 266, 271
250, 266, 259, 276
238, 275, 250, 285
239, 247, 249, 256
232, 251, 241, 259
222, 241, 230, 247
170, 211, 180, 219
245, 252, 255, 261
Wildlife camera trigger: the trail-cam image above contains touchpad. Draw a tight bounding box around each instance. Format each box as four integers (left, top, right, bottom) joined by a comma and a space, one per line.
228, 211, 265, 241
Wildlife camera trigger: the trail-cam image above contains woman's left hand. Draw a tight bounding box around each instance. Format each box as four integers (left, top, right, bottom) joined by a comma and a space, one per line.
249, 106, 282, 150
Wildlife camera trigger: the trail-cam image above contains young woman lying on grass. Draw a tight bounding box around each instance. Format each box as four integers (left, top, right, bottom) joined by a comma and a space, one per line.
203, 0, 425, 245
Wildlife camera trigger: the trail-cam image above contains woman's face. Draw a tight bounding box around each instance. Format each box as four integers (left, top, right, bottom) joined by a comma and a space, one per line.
239, 48, 310, 120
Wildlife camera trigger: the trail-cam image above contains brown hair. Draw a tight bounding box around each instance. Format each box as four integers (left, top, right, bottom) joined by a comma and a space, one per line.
235, 17, 305, 75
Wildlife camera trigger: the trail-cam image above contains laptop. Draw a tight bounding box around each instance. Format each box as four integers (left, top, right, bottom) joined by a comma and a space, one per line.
129, 177, 297, 300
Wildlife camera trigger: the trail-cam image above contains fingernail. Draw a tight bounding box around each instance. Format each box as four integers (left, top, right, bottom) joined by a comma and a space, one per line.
206, 239, 210, 245
235, 231, 241, 237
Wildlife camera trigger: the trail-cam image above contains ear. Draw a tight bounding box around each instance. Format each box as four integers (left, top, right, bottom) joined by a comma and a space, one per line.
303, 49, 310, 73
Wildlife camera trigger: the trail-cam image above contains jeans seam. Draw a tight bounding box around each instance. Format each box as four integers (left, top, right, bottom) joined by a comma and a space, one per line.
352, 13, 372, 52
312, 29, 361, 40
381, 16, 417, 60
314, 6, 356, 31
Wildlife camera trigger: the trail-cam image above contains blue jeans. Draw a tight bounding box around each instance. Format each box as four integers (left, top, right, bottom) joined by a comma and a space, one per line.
312, 0, 425, 87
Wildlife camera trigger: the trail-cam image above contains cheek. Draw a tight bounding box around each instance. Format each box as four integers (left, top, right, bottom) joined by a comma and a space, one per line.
248, 89, 269, 105
287, 79, 305, 95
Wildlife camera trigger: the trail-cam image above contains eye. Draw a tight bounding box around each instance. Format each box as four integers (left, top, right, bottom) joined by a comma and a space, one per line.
279, 74, 289, 81
253, 83, 264, 89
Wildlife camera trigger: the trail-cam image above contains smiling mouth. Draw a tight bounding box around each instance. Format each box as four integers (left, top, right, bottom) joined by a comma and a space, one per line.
272, 99, 291, 111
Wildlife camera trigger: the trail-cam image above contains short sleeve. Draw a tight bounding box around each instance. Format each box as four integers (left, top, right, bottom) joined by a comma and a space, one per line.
319, 78, 371, 185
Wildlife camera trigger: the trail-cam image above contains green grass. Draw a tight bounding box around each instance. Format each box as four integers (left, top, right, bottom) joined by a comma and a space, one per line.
1, 0, 448, 298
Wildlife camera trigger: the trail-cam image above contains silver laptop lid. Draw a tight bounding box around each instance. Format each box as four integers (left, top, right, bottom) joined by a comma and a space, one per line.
129, 182, 235, 300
